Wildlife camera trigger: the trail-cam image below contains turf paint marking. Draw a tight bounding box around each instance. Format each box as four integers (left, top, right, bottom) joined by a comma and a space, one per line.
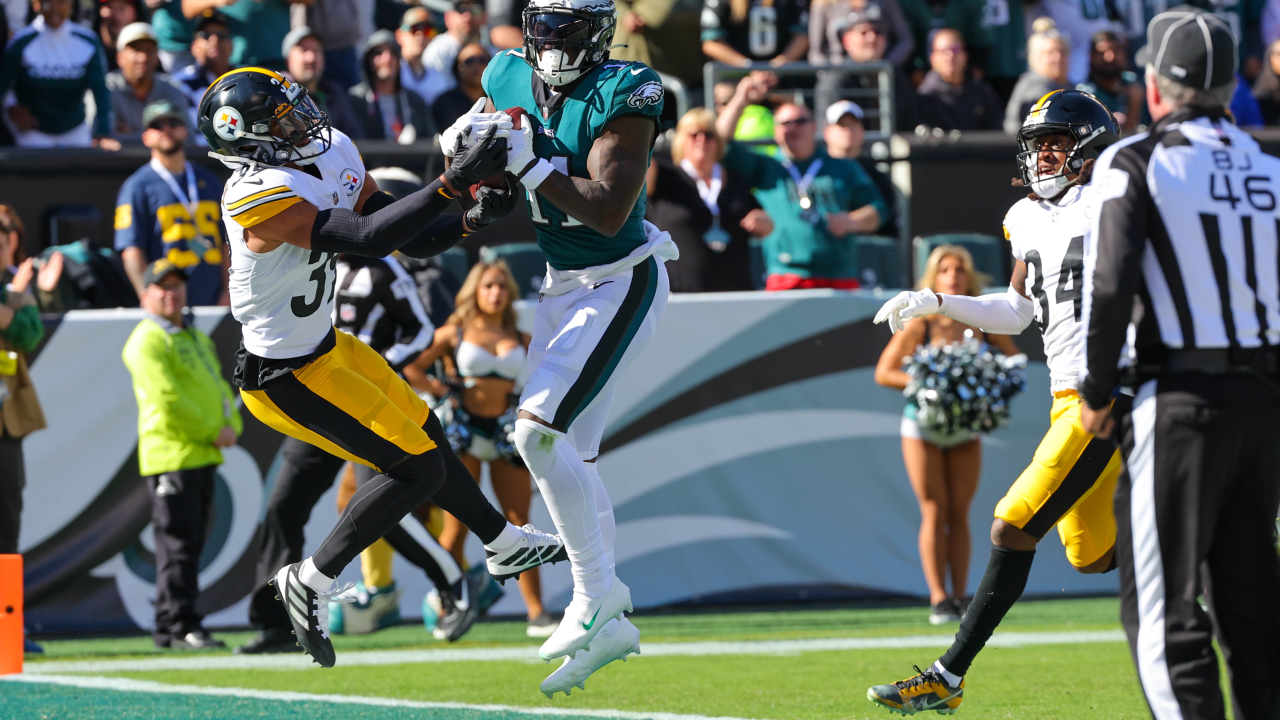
3, 674, 774, 720
24, 629, 1125, 674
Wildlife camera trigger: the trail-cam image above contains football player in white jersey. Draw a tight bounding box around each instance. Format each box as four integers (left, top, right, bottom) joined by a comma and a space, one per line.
198, 68, 567, 668
867, 90, 1121, 714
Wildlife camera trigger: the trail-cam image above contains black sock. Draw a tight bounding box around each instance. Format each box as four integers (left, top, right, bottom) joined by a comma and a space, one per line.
419, 411, 506, 545
938, 545, 1036, 677
382, 524, 452, 591
312, 450, 445, 577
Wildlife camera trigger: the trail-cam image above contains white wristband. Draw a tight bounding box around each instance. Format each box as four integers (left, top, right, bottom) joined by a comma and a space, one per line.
519, 158, 556, 190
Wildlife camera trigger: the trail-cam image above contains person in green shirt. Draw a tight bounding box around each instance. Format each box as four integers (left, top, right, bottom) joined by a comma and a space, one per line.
716, 85, 888, 289
181, 0, 308, 70
121, 258, 242, 650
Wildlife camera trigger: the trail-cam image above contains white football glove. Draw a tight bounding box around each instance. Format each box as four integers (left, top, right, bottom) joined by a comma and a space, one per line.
505, 120, 537, 176
440, 98, 513, 158
873, 290, 942, 334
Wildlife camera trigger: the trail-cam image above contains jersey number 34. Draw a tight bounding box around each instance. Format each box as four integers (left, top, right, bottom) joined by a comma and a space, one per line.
1024, 234, 1084, 333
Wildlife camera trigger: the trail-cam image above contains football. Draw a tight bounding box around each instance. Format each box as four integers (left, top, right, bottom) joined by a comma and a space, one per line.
469, 107, 528, 201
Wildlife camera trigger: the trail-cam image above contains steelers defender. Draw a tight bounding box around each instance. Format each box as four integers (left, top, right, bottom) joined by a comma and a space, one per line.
441, 0, 675, 695
197, 67, 566, 668
869, 90, 1121, 714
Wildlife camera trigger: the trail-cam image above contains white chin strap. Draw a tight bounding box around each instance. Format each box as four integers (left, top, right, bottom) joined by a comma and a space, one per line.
1031, 173, 1073, 199
291, 138, 326, 166
537, 48, 585, 86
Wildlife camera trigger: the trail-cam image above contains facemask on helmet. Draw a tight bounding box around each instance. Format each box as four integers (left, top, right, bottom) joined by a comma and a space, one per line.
201, 69, 333, 167
1015, 89, 1118, 200
522, 0, 615, 86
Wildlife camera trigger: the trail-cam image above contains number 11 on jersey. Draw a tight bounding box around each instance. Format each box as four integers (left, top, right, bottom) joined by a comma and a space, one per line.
526, 156, 583, 228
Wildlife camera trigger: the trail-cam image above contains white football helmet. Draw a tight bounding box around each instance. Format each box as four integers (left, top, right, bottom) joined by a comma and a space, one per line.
522, 0, 617, 86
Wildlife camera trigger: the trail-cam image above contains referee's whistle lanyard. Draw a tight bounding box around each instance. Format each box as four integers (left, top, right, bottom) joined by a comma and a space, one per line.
782, 157, 823, 223
680, 160, 732, 252
150, 158, 215, 253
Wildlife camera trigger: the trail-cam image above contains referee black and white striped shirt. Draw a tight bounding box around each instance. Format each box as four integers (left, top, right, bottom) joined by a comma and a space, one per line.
1079, 107, 1280, 408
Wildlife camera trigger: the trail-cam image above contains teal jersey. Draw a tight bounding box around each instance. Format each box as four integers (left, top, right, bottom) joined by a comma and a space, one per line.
482, 50, 665, 271
723, 144, 888, 280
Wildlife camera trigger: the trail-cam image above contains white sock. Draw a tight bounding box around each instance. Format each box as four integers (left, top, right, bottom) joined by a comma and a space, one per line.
584, 460, 616, 572
515, 419, 611, 596
932, 661, 962, 687
299, 557, 335, 594
485, 522, 524, 553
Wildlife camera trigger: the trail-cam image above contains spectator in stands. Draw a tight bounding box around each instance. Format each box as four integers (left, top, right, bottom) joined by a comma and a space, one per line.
1003, 18, 1070, 134
701, 0, 809, 67
424, 0, 490, 88
611, 0, 677, 66
1074, 30, 1142, 130
2, 0, 20, 40
107, 23, 193, 143
981, 0, 1025, 102
299, 0, 364, 90
183, 0, 305, 70
1231, 72, 1265, 126
0, 211, 45, 575
874, 244, 1019, 624
810, 0, 913, 68
1253, 37, 1280, 124
283, 27, 363, 138
823, 100, 898, 238
116, 100, 228, 306
350, 30, 434, 143
122, 258, 241, 650
0, 0, 119, 149
398, 6, 451, 105
815, 7, 917, 132
171, 11, 232, 128
916, 27, 1002, 131
0, 206, 26, 270
431, 42, 487, 131
1035, 0, 1112, 84
96, 0, 142, 71
148, 0, 195, 72
645, 108, 772, 292
898, 0, 991, 81
717, 88, 888, 290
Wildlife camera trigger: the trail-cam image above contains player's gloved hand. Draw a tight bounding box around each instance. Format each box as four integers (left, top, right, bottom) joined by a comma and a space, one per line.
443, 124, 509, 191
464, 177, 519, 232
441, 98, 513, 158
505, 119, 538, 177
873, 290, 941, 334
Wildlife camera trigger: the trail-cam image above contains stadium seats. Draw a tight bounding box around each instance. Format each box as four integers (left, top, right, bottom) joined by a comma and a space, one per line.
42, 204, 102, 250
479, 243, 548, 299
434, 247, 471, 286
913, 233, 1008, 288
852, 236, 904, 290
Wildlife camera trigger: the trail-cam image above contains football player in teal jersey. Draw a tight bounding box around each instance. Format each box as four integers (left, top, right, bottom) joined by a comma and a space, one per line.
440, 0, 676, 696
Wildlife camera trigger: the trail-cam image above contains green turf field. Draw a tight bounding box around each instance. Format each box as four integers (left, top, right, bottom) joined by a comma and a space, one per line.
8, 598, 1151, 720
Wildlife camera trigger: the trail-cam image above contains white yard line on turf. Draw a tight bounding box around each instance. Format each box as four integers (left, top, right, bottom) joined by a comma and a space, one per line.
2, 674, 775, 720
23, 629, 1126, 674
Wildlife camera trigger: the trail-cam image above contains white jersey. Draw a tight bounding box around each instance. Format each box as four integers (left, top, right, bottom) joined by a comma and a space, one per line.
1003, 183, 1092, 394
223, 130, 367, 359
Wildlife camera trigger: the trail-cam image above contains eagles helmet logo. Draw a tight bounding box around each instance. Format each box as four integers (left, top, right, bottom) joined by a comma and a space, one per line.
213, 106, 244, 141
627, 81, 664, 109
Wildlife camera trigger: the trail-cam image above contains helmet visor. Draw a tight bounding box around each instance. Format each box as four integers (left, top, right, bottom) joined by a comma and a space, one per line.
527, 12, 593, 45
273, 93, 328, 147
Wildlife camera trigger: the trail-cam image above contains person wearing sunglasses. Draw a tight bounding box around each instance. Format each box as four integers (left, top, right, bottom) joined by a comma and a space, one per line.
171, 12, 233, 128
430, 42, 490, 134
106, 22, 196, 143
115, 99, 229, 306
350, 30, 435, 143
423, 0, 493, 91
398, 6, 451, 106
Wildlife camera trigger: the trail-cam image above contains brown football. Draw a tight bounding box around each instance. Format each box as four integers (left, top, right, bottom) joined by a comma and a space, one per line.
469, 107, 529, 201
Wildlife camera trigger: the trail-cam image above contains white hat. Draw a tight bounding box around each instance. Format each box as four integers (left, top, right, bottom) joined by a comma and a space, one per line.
116, 22, 158, 51
825, 100, 865, 125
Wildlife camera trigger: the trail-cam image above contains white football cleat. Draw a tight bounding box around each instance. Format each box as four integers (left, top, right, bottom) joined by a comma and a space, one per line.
540, 616, 641, 698
485, 524, 567, 584
539, 578, 632, 660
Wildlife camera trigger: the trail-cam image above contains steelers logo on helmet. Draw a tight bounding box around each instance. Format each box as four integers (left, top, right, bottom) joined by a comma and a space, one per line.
1015, 89, 1118, 199
213, 106, 244, 141
522, 0, 617, 87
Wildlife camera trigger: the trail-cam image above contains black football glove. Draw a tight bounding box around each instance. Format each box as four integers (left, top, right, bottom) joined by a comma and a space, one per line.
443, 124, 508, 190
464, 176, 519, 232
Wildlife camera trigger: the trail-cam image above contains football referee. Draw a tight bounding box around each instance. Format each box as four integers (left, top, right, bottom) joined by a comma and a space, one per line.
1080, 8, 1280, 719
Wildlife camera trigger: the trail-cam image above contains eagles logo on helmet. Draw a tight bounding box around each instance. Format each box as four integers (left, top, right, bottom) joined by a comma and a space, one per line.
198, 67, 332, 168
522, 0, 618, 86
1015, 89, 1118, 199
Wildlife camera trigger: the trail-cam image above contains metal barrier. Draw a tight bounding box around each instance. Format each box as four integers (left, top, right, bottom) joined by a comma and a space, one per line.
656, 71, 690, 124
702, 60, 896, 143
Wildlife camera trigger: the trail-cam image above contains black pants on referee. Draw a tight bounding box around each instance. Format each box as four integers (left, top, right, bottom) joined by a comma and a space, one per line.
149, 465, 217, 646
1115, 372, 1280, 720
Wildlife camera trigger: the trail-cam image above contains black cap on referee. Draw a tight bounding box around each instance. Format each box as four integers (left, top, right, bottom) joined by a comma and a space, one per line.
1135, 6, 1237, 90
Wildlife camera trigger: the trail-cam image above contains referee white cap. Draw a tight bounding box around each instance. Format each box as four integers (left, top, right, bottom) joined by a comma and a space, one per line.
1135, 6, 1237, 90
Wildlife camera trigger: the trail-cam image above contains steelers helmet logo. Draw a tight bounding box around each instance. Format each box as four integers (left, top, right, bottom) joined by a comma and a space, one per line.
213, 106, 244, 141
340, 168, 361, 196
